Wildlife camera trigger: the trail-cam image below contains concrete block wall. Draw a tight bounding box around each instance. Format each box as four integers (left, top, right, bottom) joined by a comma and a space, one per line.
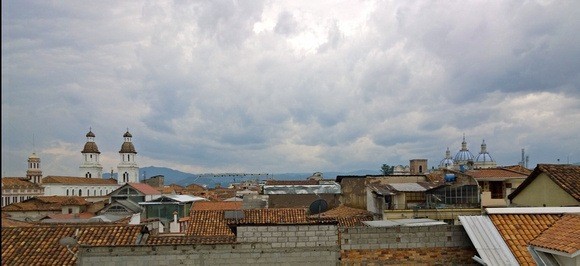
77, 224, 474, 265
77, 243, 339, 266
339, 225, 471, 250
237, 224, 338, 248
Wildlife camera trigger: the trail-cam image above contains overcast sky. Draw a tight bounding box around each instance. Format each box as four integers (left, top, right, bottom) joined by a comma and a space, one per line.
2, 0, 579, 178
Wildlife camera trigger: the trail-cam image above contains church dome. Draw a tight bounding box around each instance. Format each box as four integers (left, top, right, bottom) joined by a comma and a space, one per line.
439, 147, 455, 168
123, 130, 132, 138
475, 140, 494, 163
454, 135, 474, 163
119, 142, 137, 154
82, 142, 101, 154
86, 130, 95, 138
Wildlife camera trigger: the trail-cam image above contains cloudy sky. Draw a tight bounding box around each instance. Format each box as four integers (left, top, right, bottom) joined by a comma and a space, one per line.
2, 0, 579, 178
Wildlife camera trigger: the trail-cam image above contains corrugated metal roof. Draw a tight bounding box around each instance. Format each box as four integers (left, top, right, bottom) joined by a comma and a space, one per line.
485, 207, 580, 214
459, 215, 519, 265
389, 183, 428, 192
367, 183, 396, 195
262, 183, 341, 194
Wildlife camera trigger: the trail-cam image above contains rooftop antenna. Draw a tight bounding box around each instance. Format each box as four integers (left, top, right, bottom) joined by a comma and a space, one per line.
525, 155, 529, 168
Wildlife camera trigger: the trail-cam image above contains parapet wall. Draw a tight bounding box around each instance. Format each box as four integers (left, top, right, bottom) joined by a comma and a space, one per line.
77, 242, 338, 266
339, 224, 471, 250
77, 224, 476, 266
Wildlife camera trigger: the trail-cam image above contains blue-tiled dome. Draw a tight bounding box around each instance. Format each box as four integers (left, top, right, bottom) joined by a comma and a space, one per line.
439, 147, 455, 168
454, 135, 474, 163
475, 140, 494, 163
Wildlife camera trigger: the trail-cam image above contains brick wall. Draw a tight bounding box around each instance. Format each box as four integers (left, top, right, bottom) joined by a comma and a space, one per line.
340, 247, 477, 265
339, 225, 476, 265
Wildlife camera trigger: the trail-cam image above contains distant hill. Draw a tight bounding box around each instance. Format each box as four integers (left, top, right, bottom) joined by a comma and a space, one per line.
104, 166, 380, 188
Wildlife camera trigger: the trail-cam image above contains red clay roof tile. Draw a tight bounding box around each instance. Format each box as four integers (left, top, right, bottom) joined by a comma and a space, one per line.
530, 214, 580, 254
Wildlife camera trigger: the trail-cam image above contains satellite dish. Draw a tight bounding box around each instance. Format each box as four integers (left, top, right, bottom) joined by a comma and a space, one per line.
309, 199, 328, 215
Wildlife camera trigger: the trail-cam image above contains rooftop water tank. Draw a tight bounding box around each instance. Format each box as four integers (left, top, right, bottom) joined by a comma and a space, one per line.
445, 174, 456, 182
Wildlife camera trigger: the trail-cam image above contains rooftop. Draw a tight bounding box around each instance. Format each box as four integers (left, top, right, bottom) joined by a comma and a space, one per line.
2, 196, 89, 212
42, 176, 118, 185
466, 168, 529, 180
1, 224, 143, 265
489, 213, 562, 265
508, 164, 580, 201
1, 177, 43, 189
529, 214, 580, 255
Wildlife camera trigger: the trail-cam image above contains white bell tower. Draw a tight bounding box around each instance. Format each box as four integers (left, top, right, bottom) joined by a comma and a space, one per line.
79, 129, 103, 178
117, 129, 139, 184
26, 152, 43, 184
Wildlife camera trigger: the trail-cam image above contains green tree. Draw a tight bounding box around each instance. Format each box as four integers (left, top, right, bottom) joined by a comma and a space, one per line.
381, 164, 394, 175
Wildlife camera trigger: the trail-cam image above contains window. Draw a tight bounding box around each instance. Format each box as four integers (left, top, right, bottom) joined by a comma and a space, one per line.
490, 181, 504, 199
419, 165, 423, 173
406, 192, 425, 202
79, 189, 82, 196
66, 189, 69, 196
68, 208, 73, 214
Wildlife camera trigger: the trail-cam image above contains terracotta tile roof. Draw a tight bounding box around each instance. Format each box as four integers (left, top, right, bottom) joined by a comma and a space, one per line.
191, 201, 242, 210
127, 182, 162, 195
529, 214, 580, 255
231, 208, 310, 224
310, 205, 374, 227
2, 196, 89, 212
146, 235, 235, 245
44, 212, 95, 220
508, 164, 580, 201
200, 187, 237, 201
42, 176, 118, 185
186, 208, 322, 237
186, 210, 235, 237
185, 183, 207, 191
502, 165, 533, 175
157, 184, 185, 194
265, 180, 319, 185
489, 214, 562, 265
1, 224, 142, 265
466, 168, 529, 180
1, 177, 43, 189
1, 217, 36, 228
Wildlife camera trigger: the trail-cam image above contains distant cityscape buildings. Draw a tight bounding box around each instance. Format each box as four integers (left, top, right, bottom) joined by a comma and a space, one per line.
1, 129, 139, 206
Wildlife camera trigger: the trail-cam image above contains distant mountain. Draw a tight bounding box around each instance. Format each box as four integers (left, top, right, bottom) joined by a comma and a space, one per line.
103, 166, 381, 188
